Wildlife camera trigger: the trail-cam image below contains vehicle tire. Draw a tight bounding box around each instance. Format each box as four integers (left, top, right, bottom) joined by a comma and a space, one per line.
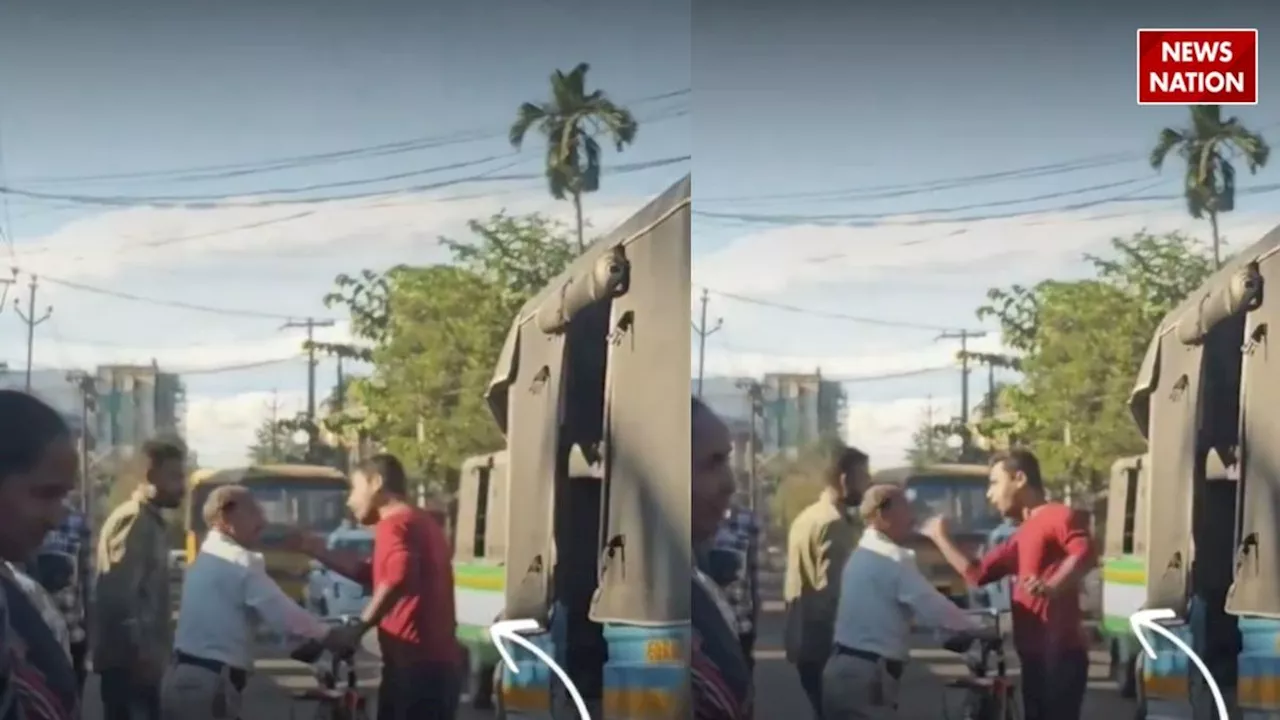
472, 663, 496, 710
1132, 652, 1147, 720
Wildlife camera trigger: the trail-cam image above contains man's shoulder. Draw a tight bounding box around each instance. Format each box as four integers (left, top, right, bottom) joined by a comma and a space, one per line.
1029, 503, 1078, 529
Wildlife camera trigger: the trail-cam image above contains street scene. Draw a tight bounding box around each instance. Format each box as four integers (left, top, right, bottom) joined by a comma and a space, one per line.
1, 2, 1279, 720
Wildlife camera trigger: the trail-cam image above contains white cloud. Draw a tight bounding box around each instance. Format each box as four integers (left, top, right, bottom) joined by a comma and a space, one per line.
695, 204, 1280, 466
16, 187, 641, 284
186, 390, 307, 467
693, 204, 1280, 299
3, 186, 658, 467
845, 395, 959, 470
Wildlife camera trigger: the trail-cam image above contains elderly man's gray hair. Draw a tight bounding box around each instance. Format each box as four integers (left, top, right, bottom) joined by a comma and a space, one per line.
202, 484, 253, 528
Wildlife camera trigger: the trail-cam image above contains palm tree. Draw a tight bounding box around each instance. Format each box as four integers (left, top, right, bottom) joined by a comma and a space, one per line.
1150, 104, 1270, 268
510, 63, 638, 251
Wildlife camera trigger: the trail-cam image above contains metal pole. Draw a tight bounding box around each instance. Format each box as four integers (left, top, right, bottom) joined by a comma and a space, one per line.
692, 289, 722, 398
15, 274, 52, 392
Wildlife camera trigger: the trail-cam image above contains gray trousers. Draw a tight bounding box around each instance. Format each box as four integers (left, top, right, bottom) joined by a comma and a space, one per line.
821, 653, 901, 720
159, 663, 244, 720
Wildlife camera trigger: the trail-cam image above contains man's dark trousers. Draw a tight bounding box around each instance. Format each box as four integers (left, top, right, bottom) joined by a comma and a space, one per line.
795, 659, 825, 719
99, 668, 160, 720
1019, 649, 1088, 720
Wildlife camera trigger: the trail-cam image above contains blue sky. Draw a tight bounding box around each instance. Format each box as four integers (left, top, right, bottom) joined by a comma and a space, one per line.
0, 0, 690, 465
4, 0, 1279, 468
691, 0, 1280, 465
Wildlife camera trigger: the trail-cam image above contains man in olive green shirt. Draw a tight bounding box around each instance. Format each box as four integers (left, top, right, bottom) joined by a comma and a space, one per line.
784, 441, 870, 719
94, 439, 188, 720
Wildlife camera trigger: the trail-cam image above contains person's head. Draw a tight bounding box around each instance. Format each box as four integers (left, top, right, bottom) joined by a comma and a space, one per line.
0, 391, 76, 562
142, 438, 187, 509
987, 448, 1045, 519
819, 438, 871, 508
692, 396, 735, 546
203, 485, 266, 547
859, 483, 914, 543
348, 453, 409, 525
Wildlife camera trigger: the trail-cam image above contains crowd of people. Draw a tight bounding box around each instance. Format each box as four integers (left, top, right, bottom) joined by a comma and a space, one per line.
0, 383, 1099, 720
0, 389, 462, 720
690, 398, 1097, 720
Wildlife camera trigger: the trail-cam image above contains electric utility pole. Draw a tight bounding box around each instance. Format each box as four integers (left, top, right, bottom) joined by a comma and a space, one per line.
265, 390, 282, 459
692, 289, 722, 398
937, 329, 987, 460
737, 379, 765, 513
15, 274, 52, 392
66, 371, 96, 519
282, 317, 335, 460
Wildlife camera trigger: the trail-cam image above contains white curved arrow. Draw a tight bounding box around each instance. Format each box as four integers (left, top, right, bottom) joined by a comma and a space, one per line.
1129, 608, 1228, 720
489, 618, 592, 720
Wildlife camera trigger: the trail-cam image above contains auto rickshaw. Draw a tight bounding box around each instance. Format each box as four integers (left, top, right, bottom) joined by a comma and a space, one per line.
486, 176, 691, 719
1128, 225, 1280, 719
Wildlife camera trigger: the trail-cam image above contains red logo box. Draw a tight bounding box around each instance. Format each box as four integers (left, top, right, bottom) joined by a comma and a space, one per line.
1137, 28, 1258, 105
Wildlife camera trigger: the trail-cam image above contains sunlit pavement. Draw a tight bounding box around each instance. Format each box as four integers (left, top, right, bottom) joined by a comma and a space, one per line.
752, 600, 1137, 720
79, 645, 491, 720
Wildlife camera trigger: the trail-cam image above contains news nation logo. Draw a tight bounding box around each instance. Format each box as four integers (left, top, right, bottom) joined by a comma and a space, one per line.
1136, 28, 1258, 105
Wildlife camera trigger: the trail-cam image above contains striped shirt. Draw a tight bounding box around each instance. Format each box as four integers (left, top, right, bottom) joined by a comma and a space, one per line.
37, 510, 90, 645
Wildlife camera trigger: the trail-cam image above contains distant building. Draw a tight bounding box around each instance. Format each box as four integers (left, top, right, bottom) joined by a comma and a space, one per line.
759, 372, 846, 458
96, 364, 186, 459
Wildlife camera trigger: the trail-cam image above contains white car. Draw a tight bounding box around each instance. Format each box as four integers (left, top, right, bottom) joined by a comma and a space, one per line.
304, 525, 374, 620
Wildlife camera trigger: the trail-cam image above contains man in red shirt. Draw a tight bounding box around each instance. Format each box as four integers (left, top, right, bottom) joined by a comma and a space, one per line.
292, 454, 462, 720
920, 449, 1094, 720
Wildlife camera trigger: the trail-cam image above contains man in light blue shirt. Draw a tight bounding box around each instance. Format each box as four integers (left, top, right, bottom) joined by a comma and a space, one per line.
823, 484, 985, 719
979, 519, 1018, 612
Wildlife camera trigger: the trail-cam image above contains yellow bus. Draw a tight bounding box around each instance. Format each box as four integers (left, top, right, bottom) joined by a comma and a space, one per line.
185, 464, 350, 601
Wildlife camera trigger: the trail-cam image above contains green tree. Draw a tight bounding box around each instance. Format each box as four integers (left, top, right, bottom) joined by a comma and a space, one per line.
246, 417, 307, 465
510, 63, 638, 251
978, 231, 1214, 497
1150, 104, 1270, 268
315, 212, 577, 491
904, 417, 963, 467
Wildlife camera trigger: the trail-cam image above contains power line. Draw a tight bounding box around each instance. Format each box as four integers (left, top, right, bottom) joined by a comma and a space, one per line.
700, 176, 1159, 224
169, 357, 304, 375
834, 366, 954, 383
695, 153, 1142, 204
698, 285, 981, 333
18, 88, 690, 186
693, 177, 1188, 227
695, 120, 1280, 206
31, 273, 327, 321
0, 154, 691, 209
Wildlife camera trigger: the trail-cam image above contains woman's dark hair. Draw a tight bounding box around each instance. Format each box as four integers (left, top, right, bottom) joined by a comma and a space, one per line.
359, 453, 408, 496
0, 390, 71, 481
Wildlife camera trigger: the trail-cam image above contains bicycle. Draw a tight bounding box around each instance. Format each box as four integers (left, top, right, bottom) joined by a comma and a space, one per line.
288, 619, 370, 720
941, 609, 1020, 720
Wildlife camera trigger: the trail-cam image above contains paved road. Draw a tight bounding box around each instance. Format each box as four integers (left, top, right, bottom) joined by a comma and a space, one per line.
753, 601, 1137, 719
80, 646, 491, 720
